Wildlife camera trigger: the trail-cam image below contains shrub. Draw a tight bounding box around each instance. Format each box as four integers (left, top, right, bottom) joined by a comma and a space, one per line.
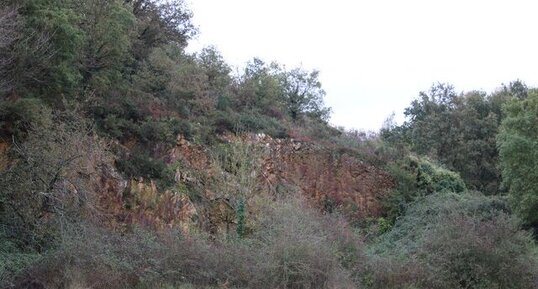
366, 192, 538, 289
138, 120, 173, 144
169, 118, 193, 140
382, 156, 467, 224
415, 158, 466, 194
419, 213, 538, 289
0, 98, 51, 138
0, 231, 41, 286
237, 111, 287, 138
116, 152, 168, 181
373, 192, 510, 256
246, 196, 361, 289
137, 118, 192, 145
212, 110, 239, 134
5, 195, 363, 289
0, 111, 110, 252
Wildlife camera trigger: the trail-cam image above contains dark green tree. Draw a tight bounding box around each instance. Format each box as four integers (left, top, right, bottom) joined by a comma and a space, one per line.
497, 89, 538, 228
126, 0, 196, 61
282, 68, 331, 122
79, 0, 135, 94
235, 58, 285, 115
5, 0, 85, 101
384, 83, 514, 194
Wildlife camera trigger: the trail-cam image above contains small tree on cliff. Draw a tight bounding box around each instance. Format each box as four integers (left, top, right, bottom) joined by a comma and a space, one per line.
0, 109, 110, 250
282, 67, 331, 122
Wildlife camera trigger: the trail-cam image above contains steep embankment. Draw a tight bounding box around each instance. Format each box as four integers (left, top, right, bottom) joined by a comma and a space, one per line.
95, 134, 394, 233
262, 135, 394, 221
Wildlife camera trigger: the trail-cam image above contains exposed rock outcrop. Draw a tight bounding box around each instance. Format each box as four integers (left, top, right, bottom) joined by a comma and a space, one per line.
96, 133, 394, 233
257, 135, 394, 221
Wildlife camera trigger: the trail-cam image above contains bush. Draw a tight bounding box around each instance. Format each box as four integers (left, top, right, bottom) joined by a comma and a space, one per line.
415, 158, 466, 194
366, 192, 538, 289
373, 192, 510, 256
419, 213, 538, 289
0, 111, 110, 252
246, 196, 361, 289
0, 231, 41, 286
116, 152, 168, 181
169, 118, 193, 140
237, 111, 287, 138
137, 118, 192, 145
382, 156, 467, 224
5, 196, 364, 289
212, 110, 239, 134
0, 98, 51, 138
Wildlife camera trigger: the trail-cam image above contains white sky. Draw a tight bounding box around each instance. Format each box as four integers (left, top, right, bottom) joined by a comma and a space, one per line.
186, 0, 538, 131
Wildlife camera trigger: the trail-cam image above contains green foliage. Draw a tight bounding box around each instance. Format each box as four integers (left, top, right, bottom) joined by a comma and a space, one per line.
381, 156, 466, 224
211, 140, 265, 203
419, 214, 537, 289
246, 196, 361, 288
130, 0, 196, 59
4, 1, 537, 288
13, 0, 85, 100
235, 58, 331, 124
415, 157, 466, 194
0, 98, 51, 138
237, 111, 288, 137
197, 46, 232, 98
498, 89, 538, 228
373, 192, 511, 256
367, 192, 537, 289
236, 197, 246, 238
0, 231, 41, 285
236, 58, 285, 114
116, 152, 168, 181
79, 0, 135, 93
4, 197, 363, 289
0, 5, 19, 94
282, 67, 331, 122
383, 83, 509, 194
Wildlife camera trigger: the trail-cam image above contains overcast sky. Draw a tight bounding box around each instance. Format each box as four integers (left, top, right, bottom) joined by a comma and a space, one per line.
186, 0, 538, 131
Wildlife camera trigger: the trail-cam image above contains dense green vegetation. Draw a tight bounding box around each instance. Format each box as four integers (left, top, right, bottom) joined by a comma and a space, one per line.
1, 1, 538, 288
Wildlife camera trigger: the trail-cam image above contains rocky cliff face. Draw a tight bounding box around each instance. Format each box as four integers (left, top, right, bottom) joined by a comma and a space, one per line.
97, 134, 394, 233
258, 135, 394, 222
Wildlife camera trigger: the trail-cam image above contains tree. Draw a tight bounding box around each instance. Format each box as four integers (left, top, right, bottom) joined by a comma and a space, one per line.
0, 110, 110, 250
197, 46, 232, 99
126, 0, 197, 61
385, 83, 509, 194
403, 83, 462, 156
78, 0, 135, 93
234, 58, 285, 115
282, 67, 331, 122
4, 0, 85, 102
497, 89, 538, 229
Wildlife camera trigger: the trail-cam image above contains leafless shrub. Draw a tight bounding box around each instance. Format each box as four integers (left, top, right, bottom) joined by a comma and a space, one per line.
0, 5, 19, 93
0, 109, 112, 251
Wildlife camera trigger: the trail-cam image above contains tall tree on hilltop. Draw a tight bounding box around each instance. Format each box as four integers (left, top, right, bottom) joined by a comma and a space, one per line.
497, 89, 538, 229
125, 0, 197, 61
236, 58, 284, 114
383, 82, 520, 194
2, 0, 84, 102
282, 67, 331, 122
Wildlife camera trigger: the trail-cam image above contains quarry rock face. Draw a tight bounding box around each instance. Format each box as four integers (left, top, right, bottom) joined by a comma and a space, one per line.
97, 133, 394, 233
258, 135, 394, 221
96, 164, 197, 233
